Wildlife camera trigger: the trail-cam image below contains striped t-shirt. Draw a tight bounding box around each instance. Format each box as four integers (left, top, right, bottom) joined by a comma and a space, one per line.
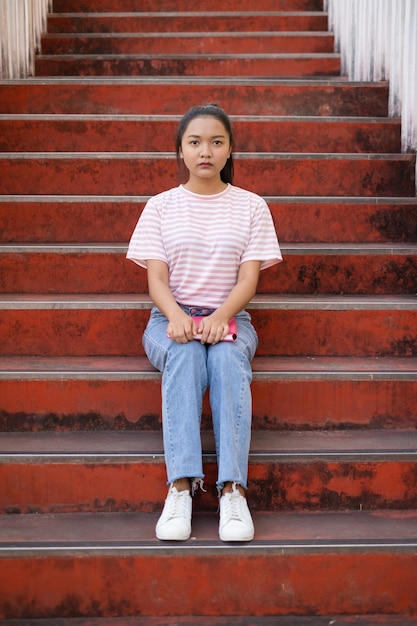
126, 184, 282, 308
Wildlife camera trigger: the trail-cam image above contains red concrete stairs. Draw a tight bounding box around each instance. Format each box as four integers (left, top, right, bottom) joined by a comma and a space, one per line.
1, 0, 417, 623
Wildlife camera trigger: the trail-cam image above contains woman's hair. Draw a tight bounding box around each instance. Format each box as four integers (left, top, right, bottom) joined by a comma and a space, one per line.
175, 103, 234, 184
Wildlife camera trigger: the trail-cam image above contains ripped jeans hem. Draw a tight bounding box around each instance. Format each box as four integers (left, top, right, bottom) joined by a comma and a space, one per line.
168, 477, 206, 496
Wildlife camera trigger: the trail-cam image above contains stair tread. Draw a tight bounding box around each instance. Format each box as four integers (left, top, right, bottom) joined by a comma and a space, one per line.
1, 429, 417, 459
37, 52, 340, 58
1, 355, 416, 379
2, 194, 416, 203
1, 509, 416, 553
41, 31, 335, 52
0, 113, 397, 122
1, 294, 416, 309
0, 76, 364, 85
3, 242, 416, 254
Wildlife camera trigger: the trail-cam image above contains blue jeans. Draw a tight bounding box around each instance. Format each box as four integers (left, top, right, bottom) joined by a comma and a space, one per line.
142, 306, 258, 490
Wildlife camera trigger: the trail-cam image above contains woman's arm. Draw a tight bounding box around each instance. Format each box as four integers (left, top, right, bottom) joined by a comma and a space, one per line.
147, 258, 261, 345
146, 259, 196, 343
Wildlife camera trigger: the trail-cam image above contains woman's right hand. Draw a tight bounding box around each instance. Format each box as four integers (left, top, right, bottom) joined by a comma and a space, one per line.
167, 314, 197, 343
147, 260, 197, 343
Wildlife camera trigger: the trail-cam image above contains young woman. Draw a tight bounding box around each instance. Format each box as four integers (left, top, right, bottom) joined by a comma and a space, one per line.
127, 104, 281, 541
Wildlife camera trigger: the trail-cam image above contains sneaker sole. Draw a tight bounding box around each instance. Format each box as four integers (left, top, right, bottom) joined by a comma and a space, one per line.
219, 531, 254, 542
156, 533, 191, 541
156, 528, 192, 541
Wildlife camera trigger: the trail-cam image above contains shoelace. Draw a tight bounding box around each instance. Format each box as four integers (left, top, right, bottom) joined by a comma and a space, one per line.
166, 490, 189, 520
222, 491, 244, 522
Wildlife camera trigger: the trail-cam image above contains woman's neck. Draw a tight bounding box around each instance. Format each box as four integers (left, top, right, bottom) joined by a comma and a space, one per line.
182, 178, 228, 195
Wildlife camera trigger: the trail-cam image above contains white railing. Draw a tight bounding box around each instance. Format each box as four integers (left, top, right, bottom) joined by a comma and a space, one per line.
325, 0, 417, 159
0, 0, 52, 79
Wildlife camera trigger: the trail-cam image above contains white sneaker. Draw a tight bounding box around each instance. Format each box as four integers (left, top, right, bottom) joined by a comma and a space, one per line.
219, 483, 255, 542
155, 485, 192, 541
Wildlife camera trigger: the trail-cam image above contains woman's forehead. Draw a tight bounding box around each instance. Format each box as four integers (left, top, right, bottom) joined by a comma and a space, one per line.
184, 116, 228, 136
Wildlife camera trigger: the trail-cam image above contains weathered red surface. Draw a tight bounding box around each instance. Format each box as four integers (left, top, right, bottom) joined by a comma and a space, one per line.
46, 13, 329, 35
0, 377, 163, 431
0, 82, 390, 116
0, 154, 414, 196
0, 618, 415, 625
2, 364, 417, 431
2, 249, 416, 295
252, 377, 417, 429
1, 552, 417, 618
35, 55, 341, 78
2, 117, 400, 153
1, 307, 416, 357
41, 32, 335, 55
2, 199, 416, 244
53, 0, 324, 10
1, 454, 417, 513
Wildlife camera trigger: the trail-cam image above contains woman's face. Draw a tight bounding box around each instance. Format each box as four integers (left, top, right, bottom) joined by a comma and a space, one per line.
179, 116, 231, 185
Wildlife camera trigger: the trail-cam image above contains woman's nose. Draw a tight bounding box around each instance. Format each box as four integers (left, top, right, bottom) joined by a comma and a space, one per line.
200, 143, 211, 157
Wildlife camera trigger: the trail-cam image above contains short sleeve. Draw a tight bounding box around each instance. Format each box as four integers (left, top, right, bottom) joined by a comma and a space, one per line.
126, 198, 167, 269
240, 196, 282, 270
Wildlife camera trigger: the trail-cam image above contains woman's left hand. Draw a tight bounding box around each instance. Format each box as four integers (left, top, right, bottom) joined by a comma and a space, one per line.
197, 315, 230, 344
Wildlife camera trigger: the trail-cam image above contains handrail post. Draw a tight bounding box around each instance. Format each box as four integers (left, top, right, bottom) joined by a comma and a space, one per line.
0, 0, 52, 79
325, 0, 417, 185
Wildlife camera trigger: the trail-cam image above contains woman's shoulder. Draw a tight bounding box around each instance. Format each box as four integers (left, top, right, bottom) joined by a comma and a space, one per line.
148, 185, 182, 204
143, 186, 183, 216
229, 185, 267, 206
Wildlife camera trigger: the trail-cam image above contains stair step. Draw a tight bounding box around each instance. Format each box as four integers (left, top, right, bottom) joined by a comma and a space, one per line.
46, 12, 330, 35
1, 356, 417, 431
34, 53, 340, 78
2, 243, 416, 295
2, 196, 416, 244
40, 31, 335, 55
1, 509, 416, 618
2, 508, 417, 551
1, 153, 414, 196
1, 429, 417, 512
1, 295, 416, 357
53, 0, 325, 11
0, 115, 401, 153
0, 78, 390, 116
